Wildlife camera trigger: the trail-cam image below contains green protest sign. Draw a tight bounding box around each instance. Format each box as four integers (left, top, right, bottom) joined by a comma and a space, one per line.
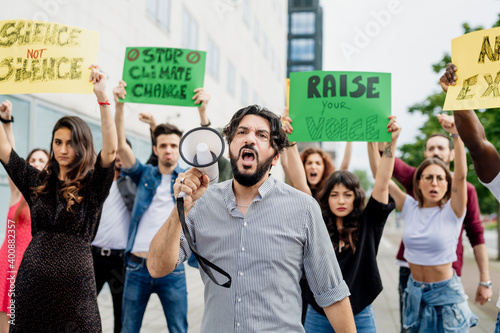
121, 47, 206, 106
289, 71, 392, 142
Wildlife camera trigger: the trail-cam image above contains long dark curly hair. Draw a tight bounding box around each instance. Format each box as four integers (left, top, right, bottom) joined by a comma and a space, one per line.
32, 116, 96, 212
318, 170, 365, 252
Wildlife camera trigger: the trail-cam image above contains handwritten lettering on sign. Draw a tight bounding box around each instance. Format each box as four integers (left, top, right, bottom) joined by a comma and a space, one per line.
121, 47, 206, 107
0, 20, 99, 94
444, 26, 500, 110
289, 71, 391, 142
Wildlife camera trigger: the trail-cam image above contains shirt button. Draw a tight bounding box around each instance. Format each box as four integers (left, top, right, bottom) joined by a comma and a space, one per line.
236, 322, 240, 327
243, 222, 247, 227
241, 247, 245, 252
238, 298, 241, 302
421, 284, 425, 288
239, 272, 244, 276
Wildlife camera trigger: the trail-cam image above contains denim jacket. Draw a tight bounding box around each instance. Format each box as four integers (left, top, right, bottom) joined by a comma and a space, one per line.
122, 158, 185, 262
404, 273, 478, 332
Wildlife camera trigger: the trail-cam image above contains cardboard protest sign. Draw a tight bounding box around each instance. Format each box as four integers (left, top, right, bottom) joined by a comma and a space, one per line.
289, 71, 391, 142
444, 26, 500, 110
286, 78, 290, 108
121, 47, 206, 107
0, 20, 99, 94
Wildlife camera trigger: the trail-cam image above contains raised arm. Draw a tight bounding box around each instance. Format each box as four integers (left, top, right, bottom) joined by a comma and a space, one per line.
113, 81, 137, 169
280, 108, 311, 195
339, 142, 352, 171
193, 88, 211, 127
0, 102, 13, 165
440, 63, 500, 183
368, 143, 406, 211
450, 133, 467, 218
0, 100, 21, 201
90, 66, 117, 167
370, 116, 400, 204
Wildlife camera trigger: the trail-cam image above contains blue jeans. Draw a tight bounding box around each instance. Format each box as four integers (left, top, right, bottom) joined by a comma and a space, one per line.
495, 311, 500, 333
304, 304, 377, 333
121, 260, 187, 333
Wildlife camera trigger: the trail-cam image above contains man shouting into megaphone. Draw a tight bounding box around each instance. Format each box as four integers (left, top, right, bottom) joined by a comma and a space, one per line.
148, 105, 356, 333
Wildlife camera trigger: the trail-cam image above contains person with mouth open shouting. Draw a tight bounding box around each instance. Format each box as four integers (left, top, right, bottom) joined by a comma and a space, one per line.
147, 105, 356, 333
377, 121, 478, 331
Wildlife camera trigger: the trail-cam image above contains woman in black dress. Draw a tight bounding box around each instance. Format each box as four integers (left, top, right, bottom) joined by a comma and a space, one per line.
0, 66, 117, 332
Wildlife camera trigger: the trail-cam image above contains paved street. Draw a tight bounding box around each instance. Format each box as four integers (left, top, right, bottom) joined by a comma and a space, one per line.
98, 215, 499, 332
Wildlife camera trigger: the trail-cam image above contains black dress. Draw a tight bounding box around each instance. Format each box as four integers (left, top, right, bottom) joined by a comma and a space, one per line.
2, 149, 114, 332
306, 196, 395, 315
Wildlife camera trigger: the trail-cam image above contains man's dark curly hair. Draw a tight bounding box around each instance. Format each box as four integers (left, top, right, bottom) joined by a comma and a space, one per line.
222, 105, 290, 155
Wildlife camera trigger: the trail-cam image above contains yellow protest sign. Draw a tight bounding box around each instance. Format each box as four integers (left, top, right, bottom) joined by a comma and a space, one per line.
285, 78, 290, 108
444, 26, 500, 110
0, 20, 99, 94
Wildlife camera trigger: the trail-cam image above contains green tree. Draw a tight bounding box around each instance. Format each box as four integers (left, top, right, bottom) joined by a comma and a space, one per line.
353, 169, 373, 193
399, 15, 500, 214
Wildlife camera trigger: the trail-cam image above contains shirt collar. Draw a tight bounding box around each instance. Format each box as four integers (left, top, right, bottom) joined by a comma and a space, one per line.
221, 176, 277, 210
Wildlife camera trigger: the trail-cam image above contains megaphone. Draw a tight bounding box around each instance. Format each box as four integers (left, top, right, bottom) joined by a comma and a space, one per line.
178, 127, 225, 197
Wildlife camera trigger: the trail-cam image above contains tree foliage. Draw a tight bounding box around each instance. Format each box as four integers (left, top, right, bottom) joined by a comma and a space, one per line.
399, 14, 500, 214
353, 169, 373, 193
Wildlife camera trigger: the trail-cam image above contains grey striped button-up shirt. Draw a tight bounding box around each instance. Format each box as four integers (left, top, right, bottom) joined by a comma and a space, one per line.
178, 176, 350, 333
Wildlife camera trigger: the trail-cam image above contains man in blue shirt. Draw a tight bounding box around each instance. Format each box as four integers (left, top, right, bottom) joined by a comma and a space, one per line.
113, 81, 187, 333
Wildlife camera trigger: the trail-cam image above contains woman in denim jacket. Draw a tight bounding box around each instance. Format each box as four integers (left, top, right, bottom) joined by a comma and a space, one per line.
386, 120, 478, 332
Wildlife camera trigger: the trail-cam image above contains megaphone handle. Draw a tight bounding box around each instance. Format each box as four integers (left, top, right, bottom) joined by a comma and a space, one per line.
176, 198, 232, 288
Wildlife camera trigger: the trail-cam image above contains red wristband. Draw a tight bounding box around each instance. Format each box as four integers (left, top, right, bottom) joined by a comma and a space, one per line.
98, 100, 110, 106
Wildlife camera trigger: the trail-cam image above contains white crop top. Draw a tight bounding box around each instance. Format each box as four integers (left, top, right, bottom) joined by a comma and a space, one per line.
402, 195, 466, 266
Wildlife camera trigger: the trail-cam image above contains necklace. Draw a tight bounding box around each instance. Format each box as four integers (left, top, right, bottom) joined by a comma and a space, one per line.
236, 202, 251, 208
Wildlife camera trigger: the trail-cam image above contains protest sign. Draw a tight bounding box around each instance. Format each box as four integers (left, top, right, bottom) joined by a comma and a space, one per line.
0, 20, 99, 94
444, 26, 500, 110
289, 71, 391, 142
121, 47, 206, 107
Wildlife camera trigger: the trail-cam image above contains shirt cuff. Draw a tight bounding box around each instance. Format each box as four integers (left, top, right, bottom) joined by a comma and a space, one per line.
314, 280, 351, 308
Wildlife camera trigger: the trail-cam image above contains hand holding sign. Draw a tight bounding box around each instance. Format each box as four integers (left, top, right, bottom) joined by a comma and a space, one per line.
0, 20, 99, 94
289, 71, 392, 142
121, 47, 206, 107
443, 26, 500, 110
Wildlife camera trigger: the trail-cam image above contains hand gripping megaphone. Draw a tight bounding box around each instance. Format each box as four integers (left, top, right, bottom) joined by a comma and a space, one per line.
176, 127, 231, 288
178, 127, 225, 192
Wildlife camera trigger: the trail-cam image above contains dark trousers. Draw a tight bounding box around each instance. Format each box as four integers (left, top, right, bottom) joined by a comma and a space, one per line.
92, 247, 126, 333
399, 266, 411, 333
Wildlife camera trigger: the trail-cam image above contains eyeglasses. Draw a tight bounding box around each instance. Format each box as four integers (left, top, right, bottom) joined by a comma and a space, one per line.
420, 174, 447, 184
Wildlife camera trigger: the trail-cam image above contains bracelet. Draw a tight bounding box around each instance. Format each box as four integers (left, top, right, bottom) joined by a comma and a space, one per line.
98, 100, 111, 106
0, 115, 13, 123
201, 120, 211, 127
289, 141, 297, 147
450, 133, 459, 139
479, 281, 492, 288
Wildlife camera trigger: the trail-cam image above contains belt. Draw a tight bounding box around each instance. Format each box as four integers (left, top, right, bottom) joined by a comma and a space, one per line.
129, 253, 147, 266
91, 246, 124, 257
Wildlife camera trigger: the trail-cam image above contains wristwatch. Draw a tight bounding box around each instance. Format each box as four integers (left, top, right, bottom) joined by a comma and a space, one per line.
479, 281, 492, 288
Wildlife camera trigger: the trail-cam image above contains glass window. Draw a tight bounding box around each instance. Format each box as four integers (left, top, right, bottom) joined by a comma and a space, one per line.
262, 35, 268, 59
34, 104, 64, 152
290, 64, 315, 72
290, 39, 315, 61
207, 38, 220, 81
291, 12, 315, 35
226, 61, 236, 95
242, 0, 250, 26
182, 9, 199, 49
147, 0, 171, 32
251, 91, 258, 105
240, 77, 248, 106
253, 18, 259, 44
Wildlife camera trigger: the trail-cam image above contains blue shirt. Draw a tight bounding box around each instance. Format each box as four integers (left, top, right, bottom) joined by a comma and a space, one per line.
122, 158, 185, 260
178, 177, 350, 333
